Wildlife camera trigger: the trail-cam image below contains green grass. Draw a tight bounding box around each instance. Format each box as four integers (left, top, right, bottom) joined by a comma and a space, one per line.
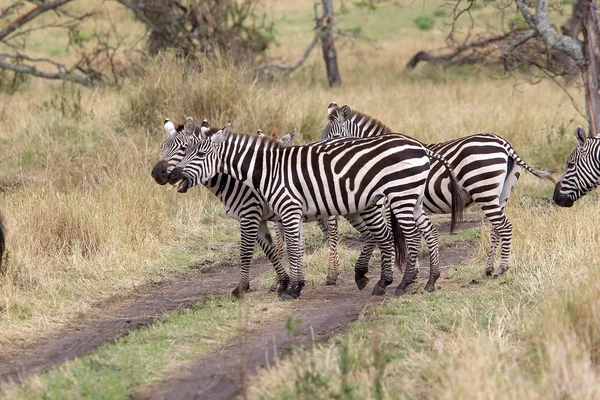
2, 296, 242, 399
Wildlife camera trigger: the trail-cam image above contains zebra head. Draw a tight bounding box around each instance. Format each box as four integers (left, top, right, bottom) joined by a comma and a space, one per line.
553, 126, 600, 207
170, 118, 232, 193
320, 101, 349, 140
151, 118, 210, 185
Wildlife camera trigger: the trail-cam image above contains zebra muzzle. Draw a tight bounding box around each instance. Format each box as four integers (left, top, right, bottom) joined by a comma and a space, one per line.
175, 179, 190, 193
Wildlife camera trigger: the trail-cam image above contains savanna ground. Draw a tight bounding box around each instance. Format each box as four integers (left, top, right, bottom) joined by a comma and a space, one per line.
0, 0, 599, 398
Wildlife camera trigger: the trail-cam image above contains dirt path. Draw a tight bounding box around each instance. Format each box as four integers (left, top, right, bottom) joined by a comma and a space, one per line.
0, 258, 273, 386
0, 218, 482, 388
134, 237, 479, 400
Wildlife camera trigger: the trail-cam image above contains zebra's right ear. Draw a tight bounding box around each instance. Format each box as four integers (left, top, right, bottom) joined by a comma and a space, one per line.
184, 117, 196, 136
575, 125, 587, 146
256, 129, 264, 136
199, 119, 210, 139
339, 105, 352, 123
212, 123, 231, 146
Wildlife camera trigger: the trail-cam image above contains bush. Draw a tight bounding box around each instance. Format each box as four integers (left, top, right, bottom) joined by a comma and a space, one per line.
414, 15, 435, 31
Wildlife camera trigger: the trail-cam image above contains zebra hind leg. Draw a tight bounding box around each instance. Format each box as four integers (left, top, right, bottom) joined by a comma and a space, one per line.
415, 212, 440, 293
280, 215, 305, 301
345, 213, 377, 290
481, 204, 513, 277
360, 206, 394, 295
485, 228, 500, 276
392, 208, 422, 297
231, 216, 262, 299
257, 221, 290, 294
324, 216, 341, 285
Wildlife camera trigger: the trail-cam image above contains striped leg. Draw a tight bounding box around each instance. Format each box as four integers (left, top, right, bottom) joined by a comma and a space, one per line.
343, 213, 377, 290
359, 206, 395, 296
232, 215, 262, 298
324, 216, 341, 285
481, 204, 513, 277
280, 213, 305, 300
256, 221, 290, 294
392, 201, 422, 297
485, 228, 500, 276
415, 210, 440, 292
275, 222, 286, 264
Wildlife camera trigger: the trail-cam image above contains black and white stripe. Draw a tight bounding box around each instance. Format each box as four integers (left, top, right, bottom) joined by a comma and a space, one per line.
152, 119, 298, 297
554, 126, 600, 207
323, 102, 556, 277
171, 117, 468, 299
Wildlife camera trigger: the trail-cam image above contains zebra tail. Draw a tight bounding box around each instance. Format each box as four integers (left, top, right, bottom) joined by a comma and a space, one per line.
389, 209, 407, 269
507, 146, 558, 184
426, 149, 469, 234
0, 215, 5, 275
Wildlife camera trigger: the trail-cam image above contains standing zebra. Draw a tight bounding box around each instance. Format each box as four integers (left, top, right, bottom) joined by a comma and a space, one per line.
553, 126, 600, 207
170, 117, 468, 299
152, 119, 300, 297
323, 102, 556, 277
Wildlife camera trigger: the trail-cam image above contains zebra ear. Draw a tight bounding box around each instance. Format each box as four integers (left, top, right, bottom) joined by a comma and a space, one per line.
327, 101, 339, 121
212, 123, 231, 146
164, 118, 176, 137
279, 129, 297, 146
575, 125, 587, 146
256, 129, 264, 136
184, 117, 196, 136
199, 119, 210, 139
339, 105, 352, 123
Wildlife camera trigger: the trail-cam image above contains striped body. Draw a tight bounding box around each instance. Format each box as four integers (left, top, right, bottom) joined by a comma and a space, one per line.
553, 126, 600, 207
323, 103, 556, 276
171, 118, 434, 299
151, 120, 292, 297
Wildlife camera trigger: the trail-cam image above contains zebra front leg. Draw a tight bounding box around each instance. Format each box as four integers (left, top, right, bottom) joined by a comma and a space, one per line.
275, 222, 286, 263
344, 213, 377, 290
232, 216, 262, 298
280, 214, 306, 301
324, 216, 341, 285
257, 221, 290, 294
415, 211, 440, 293
485, 228, 500, 276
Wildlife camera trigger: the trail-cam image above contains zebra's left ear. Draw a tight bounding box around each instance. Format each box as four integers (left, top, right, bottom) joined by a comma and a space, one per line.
212, 123, 232, 146
184, 117, 196, 136
198, 119, 210, 139
164, 118, 176, 137
339, 105, 352, 123
279, 129, 297, 146
575, 125, 587, 146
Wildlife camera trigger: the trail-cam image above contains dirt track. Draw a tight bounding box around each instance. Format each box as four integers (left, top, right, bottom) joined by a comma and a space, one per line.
0, 219, 481, 393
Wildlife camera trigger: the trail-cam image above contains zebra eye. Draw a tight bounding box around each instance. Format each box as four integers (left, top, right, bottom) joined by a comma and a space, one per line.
567, 161, 575, 168
197, 151, 206, 158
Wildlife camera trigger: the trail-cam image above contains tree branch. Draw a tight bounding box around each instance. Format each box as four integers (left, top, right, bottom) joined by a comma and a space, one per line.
0, 58, 95, 87
515, 0, 584, 63
253, 31, 320, 73
0, 0, 74, 41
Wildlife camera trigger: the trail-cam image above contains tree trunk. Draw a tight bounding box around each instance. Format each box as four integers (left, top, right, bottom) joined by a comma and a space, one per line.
319, 0, 341, 87
559, 0, 587, 80
582, 0, 600, 137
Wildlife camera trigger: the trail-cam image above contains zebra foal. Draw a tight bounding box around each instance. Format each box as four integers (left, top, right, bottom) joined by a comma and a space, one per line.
553, 126, 600, 207
323, 102, 557, 277
170, 117, 467, 299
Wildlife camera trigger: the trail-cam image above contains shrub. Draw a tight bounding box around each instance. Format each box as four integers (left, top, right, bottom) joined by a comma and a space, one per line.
414, 15, 435, 31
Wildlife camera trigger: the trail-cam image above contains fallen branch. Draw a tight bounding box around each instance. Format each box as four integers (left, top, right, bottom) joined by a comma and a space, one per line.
0, 58, 95, 87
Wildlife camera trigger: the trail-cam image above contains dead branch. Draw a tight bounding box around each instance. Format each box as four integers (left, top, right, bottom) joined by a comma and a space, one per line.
0, 57, 95, 87
0, 0, 74, 42
253, 33, 320, 73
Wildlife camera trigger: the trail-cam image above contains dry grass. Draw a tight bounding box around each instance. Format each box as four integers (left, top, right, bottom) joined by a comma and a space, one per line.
0, 0, 596, 397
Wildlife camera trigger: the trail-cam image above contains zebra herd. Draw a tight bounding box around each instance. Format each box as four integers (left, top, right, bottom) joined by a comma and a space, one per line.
150, 102, 595, 301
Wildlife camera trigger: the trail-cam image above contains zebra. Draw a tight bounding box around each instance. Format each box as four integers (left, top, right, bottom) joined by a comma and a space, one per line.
170, 117, 469, 300
323, 102, 557, 277
553, 126, 600, 207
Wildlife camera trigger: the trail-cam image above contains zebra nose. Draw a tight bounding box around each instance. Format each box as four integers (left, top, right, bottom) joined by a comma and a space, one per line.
168, 167, 184, 185
552, 182, 573, 207
151, 161, 169, 185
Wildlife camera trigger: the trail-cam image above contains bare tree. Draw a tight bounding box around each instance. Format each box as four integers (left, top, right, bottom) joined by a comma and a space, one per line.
319, 0, 341, 87
0, 0, 123, 88
407, 0, 600, 136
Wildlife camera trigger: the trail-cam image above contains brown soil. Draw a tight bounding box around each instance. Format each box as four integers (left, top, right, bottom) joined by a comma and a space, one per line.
134, 236, 479, 400
0, 219, 482, 391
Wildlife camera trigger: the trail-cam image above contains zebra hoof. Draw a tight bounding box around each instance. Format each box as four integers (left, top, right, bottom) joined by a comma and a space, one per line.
325, 273, 339, 285
231, 287, 245, 299
355, 276, 369, 291
424, 283, 436, 293
268, 282, 278, 293
280, 293, 296, 301
485, 270, 493, 277
277, 278, 290, 295
394, 287, 407, 297
371, 285, 386, 296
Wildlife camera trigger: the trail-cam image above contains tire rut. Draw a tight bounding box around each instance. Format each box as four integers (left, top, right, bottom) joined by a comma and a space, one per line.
134, 238, 479, 400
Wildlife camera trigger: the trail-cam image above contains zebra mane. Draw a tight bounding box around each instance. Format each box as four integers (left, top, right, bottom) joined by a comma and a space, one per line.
228, 131, 284, 148
349, 109, 393, 134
